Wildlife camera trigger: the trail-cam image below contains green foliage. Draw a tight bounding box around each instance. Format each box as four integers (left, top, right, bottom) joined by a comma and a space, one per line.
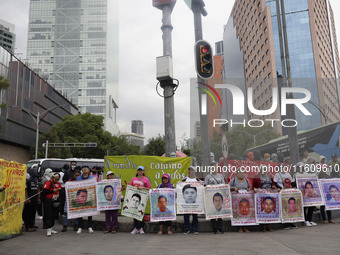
142, 135, 165, 156
0, 76, 10, 131
36, 113, 140, 158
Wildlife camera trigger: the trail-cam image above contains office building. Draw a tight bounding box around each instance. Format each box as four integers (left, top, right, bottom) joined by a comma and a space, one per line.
0, 19, 15, 53
131, 120, 143, 135
27, 0, 119, 134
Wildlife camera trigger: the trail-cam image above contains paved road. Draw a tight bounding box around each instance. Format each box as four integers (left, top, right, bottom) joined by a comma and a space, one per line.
1, 219, 339, 255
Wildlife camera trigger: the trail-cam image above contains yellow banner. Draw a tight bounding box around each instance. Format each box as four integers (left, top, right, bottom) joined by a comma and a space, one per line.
0, 159, 26, 240
104, 155, 191, 214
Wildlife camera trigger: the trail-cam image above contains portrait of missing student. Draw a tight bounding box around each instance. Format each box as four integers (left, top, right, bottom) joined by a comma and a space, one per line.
69, 187, 96, 209
176, 182, 205, 214
205, 184, 232, 220
280, 189, 304, 223
231, 190, 257, 226
320, 179, 340, 210
96, 179, 121, 211
296, 176, 323, 206
255, 190, 281, 223
121, 185, 149, 221
150, 188, 176, 222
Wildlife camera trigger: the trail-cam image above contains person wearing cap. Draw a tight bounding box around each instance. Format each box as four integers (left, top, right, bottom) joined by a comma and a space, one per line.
42, 172, 62, 237
40, 168, 54, 228
271, 153, 279, 163
156, 173, 174, 235
328, 154, 340, 178
181, 166, 201, 235
103, 171, 122, 234
129, 166, 151, 235
204, 162, 225, 234
75, 166, 95, 234
263, 153, 271, 162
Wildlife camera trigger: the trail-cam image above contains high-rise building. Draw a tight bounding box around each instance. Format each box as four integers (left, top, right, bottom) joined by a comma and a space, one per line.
27, 0, 119, 134
222, 0, 340, 134
131, 120, 144, 135
0, 19, 15, 53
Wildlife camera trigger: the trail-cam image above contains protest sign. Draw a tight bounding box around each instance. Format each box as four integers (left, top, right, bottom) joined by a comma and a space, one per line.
204, 184, 232, 220
65, 178, 99, 219
320, 179, 340, 210
121, 185, 149, 221
96, 179, 121, 211
255, 189, 281, 224
0, 160, 26, 240
280, 189, 305, 223
176, 182, 205, 214
231, 190, 257, 226
149, 188, 176, 222
296, 175, 324, 206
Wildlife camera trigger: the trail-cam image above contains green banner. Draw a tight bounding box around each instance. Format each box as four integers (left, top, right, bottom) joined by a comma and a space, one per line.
104, 155, 191, 214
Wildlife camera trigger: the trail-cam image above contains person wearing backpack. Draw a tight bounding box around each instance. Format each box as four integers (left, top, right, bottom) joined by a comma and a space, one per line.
42, 173, 62, 237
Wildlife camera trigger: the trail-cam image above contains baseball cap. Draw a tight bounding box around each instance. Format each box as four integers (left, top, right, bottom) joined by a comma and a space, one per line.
106, 171, 114, 178
137, 166, 145, 171
162, 174, 169, 179
188, 166, 196, 171
332, 153, 337, 158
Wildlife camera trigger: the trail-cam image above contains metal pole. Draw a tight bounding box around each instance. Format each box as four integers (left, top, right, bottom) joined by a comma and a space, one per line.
160, 3, 177, 157
192, 0, 210, 169
35, 112, 40, 159
45, 140, 48, 158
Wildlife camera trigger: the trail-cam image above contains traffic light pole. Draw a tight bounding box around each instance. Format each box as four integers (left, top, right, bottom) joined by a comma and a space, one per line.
192, 0, 211, 169
154, 1, 177, 157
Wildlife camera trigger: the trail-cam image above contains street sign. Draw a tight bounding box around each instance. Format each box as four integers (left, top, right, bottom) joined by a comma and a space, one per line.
42, 143, 97, 147
183, 0, 192, 9
221, 134, 228, 159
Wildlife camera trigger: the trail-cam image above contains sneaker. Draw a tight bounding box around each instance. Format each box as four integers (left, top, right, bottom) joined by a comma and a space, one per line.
76, 228, 82, 234
183, 230, 190, 235
193, 231, 199, 235
62, 226, 67, 232
310, 221, 317, 226
51, 229, 58, 234
131, 228, 139, 234
37, 216, 43, 220
305, 221, 312, 227
283, 226, 290, 230
88, 227, 94, 234
290, 224, 298, 229
47, 228, 52, 237
217, 230, 224, 234
139, 228, 145, 234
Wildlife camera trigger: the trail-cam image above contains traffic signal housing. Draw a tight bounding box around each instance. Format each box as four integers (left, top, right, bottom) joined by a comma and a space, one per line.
195, 40, 214, 79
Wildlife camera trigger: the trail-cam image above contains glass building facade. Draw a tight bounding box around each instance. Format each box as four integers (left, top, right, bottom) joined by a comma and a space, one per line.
27, 0, 119, 134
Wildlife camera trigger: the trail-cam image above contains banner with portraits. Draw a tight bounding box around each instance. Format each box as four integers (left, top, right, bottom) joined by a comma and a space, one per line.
176, 182, 205, 214
204, 184, 232, 220
231, 191, 257, 226
149, 188, 176, 222
65, 178, 99, 219
96, 179, 121, 211
296, 175, 324, 206
280, 189, 305, 223
121, 185, 149, 221
255, 189, 281, 224
319, 179, 340, 210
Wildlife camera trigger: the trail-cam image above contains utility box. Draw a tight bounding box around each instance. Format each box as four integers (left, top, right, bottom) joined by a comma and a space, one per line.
156, 56, 173, 81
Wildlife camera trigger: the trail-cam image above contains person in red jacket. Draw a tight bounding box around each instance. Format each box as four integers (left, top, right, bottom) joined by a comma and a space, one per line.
42, 173, 62, 237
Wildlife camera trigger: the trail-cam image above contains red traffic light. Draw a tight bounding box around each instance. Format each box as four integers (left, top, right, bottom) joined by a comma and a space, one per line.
201, 45, 210, 54
194, 40, 214, 79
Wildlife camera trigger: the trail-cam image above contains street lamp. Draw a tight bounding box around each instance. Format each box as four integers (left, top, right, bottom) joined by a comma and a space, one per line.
10, 104, 68, 159
235, 129, 271, 147
308, 100, 340, 124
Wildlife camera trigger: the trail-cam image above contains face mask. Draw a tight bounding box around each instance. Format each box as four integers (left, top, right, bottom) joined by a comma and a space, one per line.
71, 165, 76, 170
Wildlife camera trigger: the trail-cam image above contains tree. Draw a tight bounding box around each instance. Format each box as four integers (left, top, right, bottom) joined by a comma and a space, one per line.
225, 123, 280, 159
37, 113, 140, 158
142, 135, 165, 156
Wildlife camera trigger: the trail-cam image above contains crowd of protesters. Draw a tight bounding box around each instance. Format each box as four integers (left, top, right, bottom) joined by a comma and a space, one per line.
20, 151, 340, 237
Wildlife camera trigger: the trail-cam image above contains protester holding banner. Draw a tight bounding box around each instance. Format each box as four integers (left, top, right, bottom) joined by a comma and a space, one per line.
253, 165, 275, 232
274, 164, 294, 189
318, 166, 334, 224
156, 173, 174, 235
76, 166, 96, 234
42, 173, 62, 237
129, 166, 151, 235
229, 168, 251, 232
204, 162, 225, 234
61, 170, 81, 232
182, 166, 201, 235
103, 171, 122, 233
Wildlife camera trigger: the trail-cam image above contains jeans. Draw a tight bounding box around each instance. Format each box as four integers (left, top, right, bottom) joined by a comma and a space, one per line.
304, 207, 315, 222
133, 219, 144, 230
78, 216, 92, 229
320, 205, 332, 221
210, 218, 223, 232
44, 199, 57, 229
183, 214, 198, 232
105, 210, 118, 230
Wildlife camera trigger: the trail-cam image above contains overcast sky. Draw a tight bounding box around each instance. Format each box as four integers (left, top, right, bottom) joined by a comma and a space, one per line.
1, 0, 340, 147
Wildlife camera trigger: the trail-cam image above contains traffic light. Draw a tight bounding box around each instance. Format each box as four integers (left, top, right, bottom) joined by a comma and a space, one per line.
195, 40, 214, 79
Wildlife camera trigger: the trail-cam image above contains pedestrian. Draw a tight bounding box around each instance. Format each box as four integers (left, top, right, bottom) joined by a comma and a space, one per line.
23, 172, 37, 232
157, 173, 174, 235
182, 166, 201, 235
328, 154, 340, 178
271, 153, 279, 163
103, 171, 121, 234
61, 170, 81, 232
62, 161, 78, 183
229, 168, 251, 233
42, 173, 62, 237
263, 153, 271, 162
204, 162, 225, 234
253, 165, 276, 232
317, 165, 334, 224
76, 166, 96, 234
41, 168, 54, 229
129, 166, 151, 235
